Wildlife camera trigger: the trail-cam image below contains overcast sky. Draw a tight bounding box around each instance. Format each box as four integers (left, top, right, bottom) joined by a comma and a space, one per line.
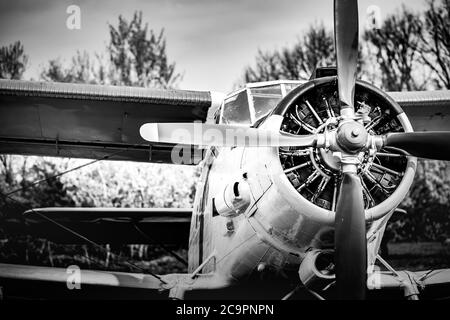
0, 0, 425, 93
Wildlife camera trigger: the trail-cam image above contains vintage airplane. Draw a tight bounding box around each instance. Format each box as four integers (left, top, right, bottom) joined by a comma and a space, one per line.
1, 0, 450, 300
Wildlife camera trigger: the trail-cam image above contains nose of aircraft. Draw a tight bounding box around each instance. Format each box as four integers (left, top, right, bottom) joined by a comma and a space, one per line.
336, 121, 368, 152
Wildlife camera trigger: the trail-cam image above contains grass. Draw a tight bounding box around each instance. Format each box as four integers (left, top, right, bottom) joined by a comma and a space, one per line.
382, 242, 450, 271
1, 236, 449, 273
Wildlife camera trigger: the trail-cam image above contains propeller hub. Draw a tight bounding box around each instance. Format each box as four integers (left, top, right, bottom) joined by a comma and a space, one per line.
336, 121, 368, 153
351, 128, 361, 138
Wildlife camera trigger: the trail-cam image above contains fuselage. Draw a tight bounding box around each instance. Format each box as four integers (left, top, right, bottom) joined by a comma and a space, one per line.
185, 80, 402, 288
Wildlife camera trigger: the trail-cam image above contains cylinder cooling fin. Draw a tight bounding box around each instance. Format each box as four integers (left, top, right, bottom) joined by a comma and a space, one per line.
276, 78, 412, 213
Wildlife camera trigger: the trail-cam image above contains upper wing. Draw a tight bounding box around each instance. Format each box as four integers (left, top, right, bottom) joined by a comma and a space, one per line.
0, 79, 224, 164
4, 207, 191, 246
1, 79, 448, 164
389, 90, 450, 131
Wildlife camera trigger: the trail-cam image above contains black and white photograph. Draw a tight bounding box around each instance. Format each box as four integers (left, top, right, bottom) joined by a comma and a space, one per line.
0, 0, 450, 307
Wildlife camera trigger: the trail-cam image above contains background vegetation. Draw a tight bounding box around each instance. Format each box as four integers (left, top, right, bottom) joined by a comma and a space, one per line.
0, 12, 195, 273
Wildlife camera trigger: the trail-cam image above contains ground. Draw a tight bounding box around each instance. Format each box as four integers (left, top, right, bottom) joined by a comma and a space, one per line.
382, 242, 450, 271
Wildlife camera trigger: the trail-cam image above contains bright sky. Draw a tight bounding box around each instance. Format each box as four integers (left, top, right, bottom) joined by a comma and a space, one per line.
0, 0, 425, 93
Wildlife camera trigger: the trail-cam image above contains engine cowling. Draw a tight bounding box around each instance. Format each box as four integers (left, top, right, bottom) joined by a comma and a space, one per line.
271, 76, 416, 223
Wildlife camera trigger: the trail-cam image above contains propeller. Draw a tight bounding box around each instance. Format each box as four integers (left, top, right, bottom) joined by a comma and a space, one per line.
140, 122, 317, 148
334, 171, 367, 300
335, 0, 359, 115
332, 0, 449, 299
333, 0, 367, 300
383, 131, 450, 161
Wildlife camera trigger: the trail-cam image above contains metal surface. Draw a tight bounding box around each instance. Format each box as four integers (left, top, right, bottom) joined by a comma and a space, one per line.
0, 79, 212, 106
5, 207, 192, 245
0, 79, 215, 164
389, 90, 450, 131
334, 0, 359, 113
140, 120, 318, 148
272, 78, 417, 224
334, 171, 367, 300
0, 263, 163, 289
384, 131, 450, 160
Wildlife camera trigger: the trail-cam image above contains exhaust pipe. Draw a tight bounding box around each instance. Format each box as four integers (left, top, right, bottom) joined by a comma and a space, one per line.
298, 249, 335, 291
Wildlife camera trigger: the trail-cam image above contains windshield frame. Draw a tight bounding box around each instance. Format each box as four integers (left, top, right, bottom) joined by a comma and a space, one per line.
219, 80, 305, 126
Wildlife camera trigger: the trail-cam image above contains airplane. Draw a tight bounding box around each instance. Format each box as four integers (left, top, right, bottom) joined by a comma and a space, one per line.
1, 0, 450, 300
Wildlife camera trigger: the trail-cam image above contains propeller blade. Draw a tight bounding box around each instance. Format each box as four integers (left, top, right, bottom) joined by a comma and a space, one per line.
334, 171, 367, 300
383, 132, 450, 161
334, 0, 359, 114
140, 123, 317, 147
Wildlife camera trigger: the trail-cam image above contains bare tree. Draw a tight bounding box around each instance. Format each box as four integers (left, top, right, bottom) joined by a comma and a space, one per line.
363, 6, 424, 91
420, 0, 450, 89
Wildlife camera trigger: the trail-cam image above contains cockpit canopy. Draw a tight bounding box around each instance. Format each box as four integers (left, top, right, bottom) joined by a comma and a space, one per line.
218, 80, 304, 125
